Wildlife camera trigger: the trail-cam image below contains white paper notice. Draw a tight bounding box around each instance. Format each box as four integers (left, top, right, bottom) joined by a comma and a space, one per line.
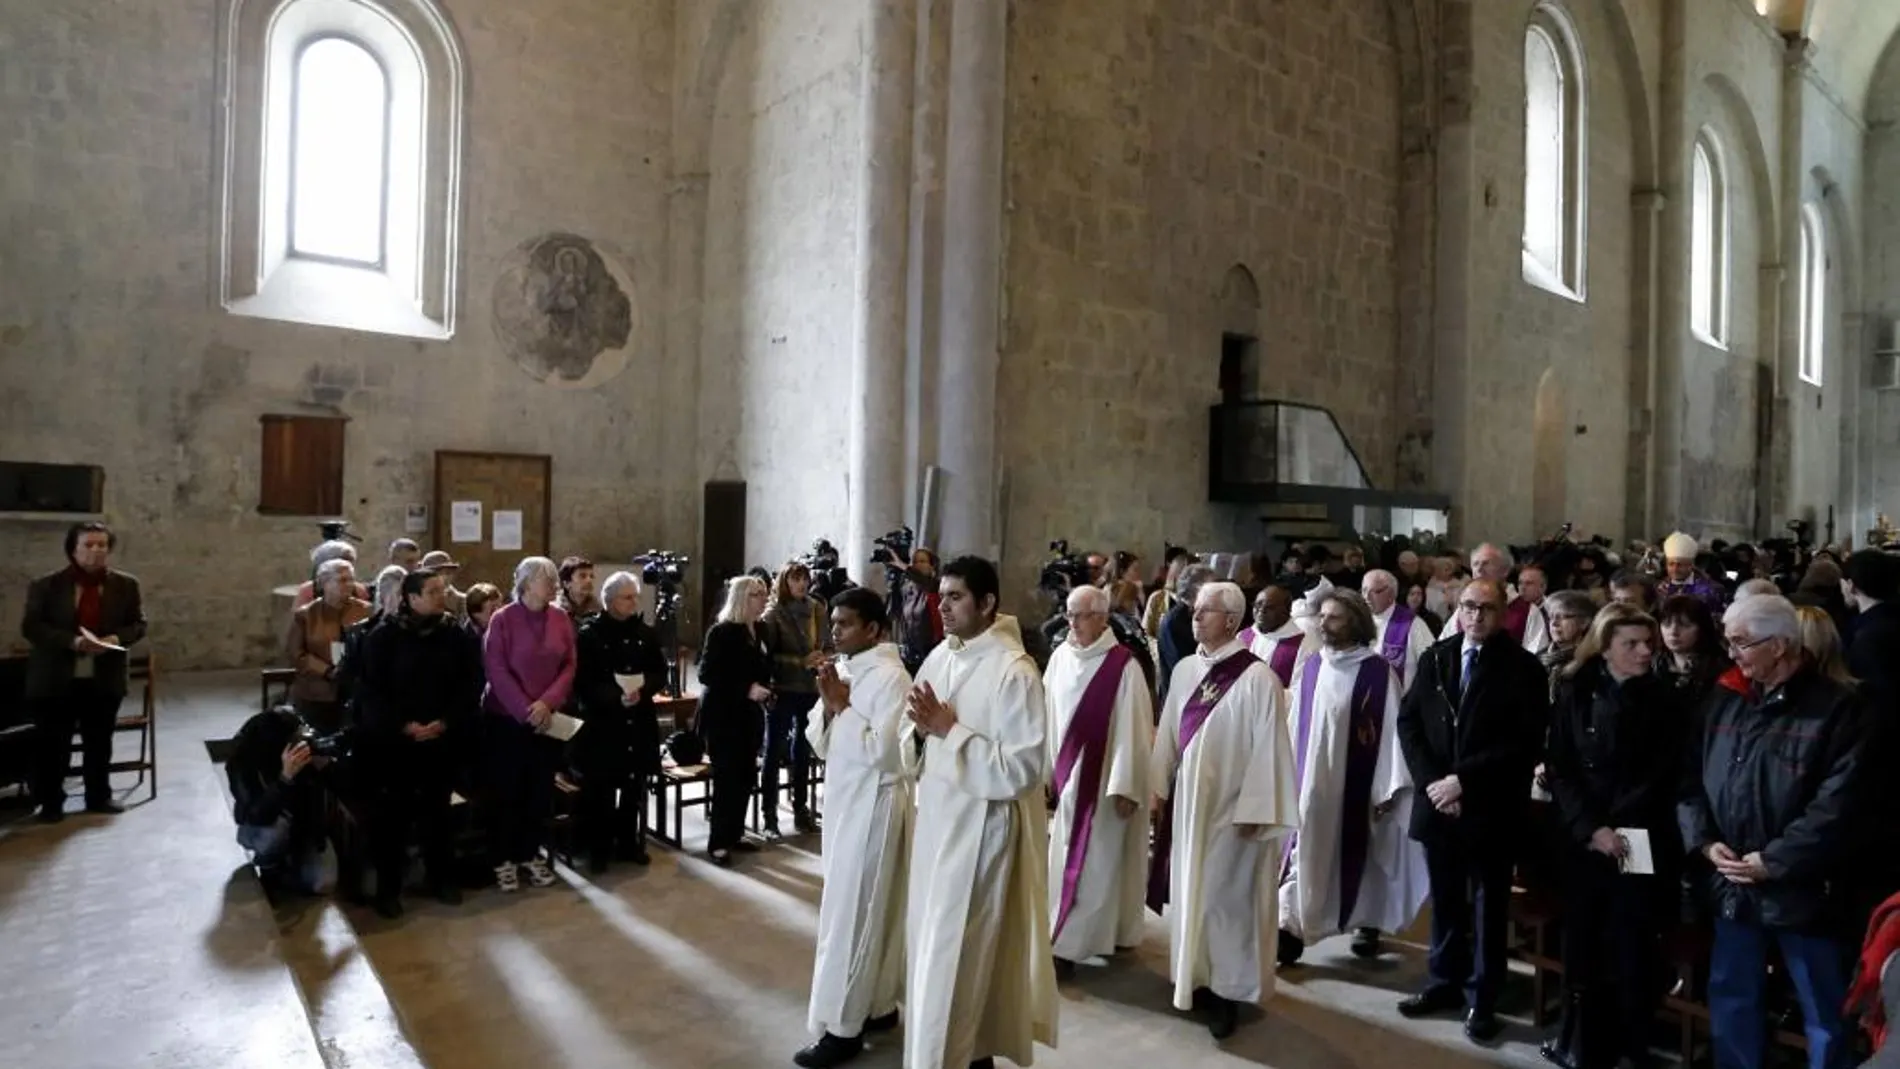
330, 641, 347, 666
450, 501, 483, 544
544, 712, 584, 742
404, 503, 429, 534
1616, 828, 1655, 876
492, 510, 524, 552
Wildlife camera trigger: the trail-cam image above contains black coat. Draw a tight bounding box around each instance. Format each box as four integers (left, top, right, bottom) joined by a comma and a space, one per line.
1546, 662, 1684, 871
354, 613, 484, 744
1678, 667, 1866, 932
575, 611, 670, 777
697, 621, 771, 760
1397, 630, 1549, 848
21, 568, 146, 698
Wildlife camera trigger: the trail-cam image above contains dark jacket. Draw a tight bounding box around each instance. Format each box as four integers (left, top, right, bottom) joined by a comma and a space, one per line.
697, 621, 771, 757
1157, 602, 1195, 700
1848, 602, 1900, 715
761, 595, 829, 695
227, 707, 317, 828
1678, 666, 1866, 932
1653, 651, 1729, 712
575, 611, 670, 776
354, 613, 483, 744
1397, 630, 1549, 847
1546, 661, 1684, 868
21, 567, 147, 698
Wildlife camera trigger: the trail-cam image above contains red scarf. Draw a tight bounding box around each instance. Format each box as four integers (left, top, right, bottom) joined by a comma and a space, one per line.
68, 563, 105, 633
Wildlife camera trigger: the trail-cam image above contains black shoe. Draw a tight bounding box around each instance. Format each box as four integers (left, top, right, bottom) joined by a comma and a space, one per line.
1464, 1008, 1503, 1043
84, 799, 124, 815
794, 810, 818, 834
1191, 986, 1213, 1012
1207, 993, 1239, 1039
1540, 991, 1583, 1069
862, 1010, 899, 1033
617, 837, 652, 865
1396, 988, 1465, 1019
433, 883, 463, 906
588, 853, 610, 876
792, 1032, 863, 1068
1276, 930, 1305, 967
35, 806, 65, 824
625, 844, 651, 866
1350, 928, 1382, 959
734, 839, 762, 853
969, 1060, 994, 1069
709, 848, 733, 866
374, 896, 404, 920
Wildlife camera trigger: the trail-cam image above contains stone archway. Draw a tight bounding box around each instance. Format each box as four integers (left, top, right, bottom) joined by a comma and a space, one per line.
1532, 366, 1569, 536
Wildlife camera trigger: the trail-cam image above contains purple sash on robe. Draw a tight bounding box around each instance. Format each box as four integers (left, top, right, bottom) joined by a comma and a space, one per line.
1146, 647, 1261, 913
1378, 606, 1415, 681
1268, 634, 1301, 689
1283, 652, 1392, 930
1051, 643, 1133, 940
1237, 625, 1256, 649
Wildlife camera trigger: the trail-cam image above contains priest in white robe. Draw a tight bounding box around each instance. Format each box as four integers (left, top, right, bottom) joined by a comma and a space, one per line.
1149, 581, 1299, 1041
1504, 566, 1553, 656
1043, 585, 1153, 971
796, 590, 912, 1069
901, 556, 1057, 1069
1276, 589, 1429, 966
1246, 584, 1312, 690
1361, 569, 1434, 694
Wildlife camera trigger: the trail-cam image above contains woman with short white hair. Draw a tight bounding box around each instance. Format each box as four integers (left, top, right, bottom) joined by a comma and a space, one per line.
283, 557, 370, 731
372, 565, 407, 619
295, 539, 367, 607
479, 555, 577, 892
697, 575, 774, 865
572, 570, 670, 872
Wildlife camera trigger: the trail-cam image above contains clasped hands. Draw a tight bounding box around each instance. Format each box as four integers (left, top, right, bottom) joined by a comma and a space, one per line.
1705, 842, 1769, 885
404, 720, 447, 741
905, 682, 957, 738
1425, 774, 1462, 817
817, 663, 852, 718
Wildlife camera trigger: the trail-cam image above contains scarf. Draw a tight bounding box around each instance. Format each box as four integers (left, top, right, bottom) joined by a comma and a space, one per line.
68, 563, 104, 633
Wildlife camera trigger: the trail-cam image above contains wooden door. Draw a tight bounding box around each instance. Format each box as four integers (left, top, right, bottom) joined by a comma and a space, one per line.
432, 451, 553, 592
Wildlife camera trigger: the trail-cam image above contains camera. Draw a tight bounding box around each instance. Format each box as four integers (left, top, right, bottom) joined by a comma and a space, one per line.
296, 718, 350, 761
1038, 538, 1092, 598
869, 526, 914, 567
634, 549, 689, 624
798, 538, 855, 602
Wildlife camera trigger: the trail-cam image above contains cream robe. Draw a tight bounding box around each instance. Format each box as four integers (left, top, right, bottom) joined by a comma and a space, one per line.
805, 642, 912, 1040
1248, 619, 1314, 686
902, 616, 1058, 1067
1150, 640, 1300, 1009
1371, 605, 1435, 694
1043, 630, 1154, 962
1279, 645, 1430, 942
1520, 599, 1553, 656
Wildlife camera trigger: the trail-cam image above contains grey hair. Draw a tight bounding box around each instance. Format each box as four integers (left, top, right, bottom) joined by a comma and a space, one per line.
1176, 564, 1216, 600
1735, 578, 1781, 600
310, 539, 357, 566
512, 556, 559, 602
1198, 581, 1246, 617
1361, 568, 1398, 591
374, 565, 407, 615
1545, 590, 1597, 620
1722, 592, 1800, 644
718, 574, 767, 624
315, 557, 355, 592
1066, 584, 1109, 613
599, 570, 643, 606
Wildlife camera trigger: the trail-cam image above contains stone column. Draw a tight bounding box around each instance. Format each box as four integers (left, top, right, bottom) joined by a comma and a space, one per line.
1429, 1, 1475, 538
1626, 189, 1666, 538
1650, 0, 1689, 533
932, 0, 1006, 559
847, 0, 918, 582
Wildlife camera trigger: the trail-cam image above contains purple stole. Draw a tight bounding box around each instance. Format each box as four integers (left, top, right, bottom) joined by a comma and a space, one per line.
1051, 644, 1134, 939
1266, 633, 1301, 689
1237, 625, 1257, 648
1146, 647, 1261, 913
1378, 607, 1415, 681
1286, 651, 1393, 930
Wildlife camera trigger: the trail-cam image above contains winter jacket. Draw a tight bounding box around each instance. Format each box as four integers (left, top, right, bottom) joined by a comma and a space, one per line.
355, 613, 484, 743
574, 611, 671, 777
1546, 661, 1684, 869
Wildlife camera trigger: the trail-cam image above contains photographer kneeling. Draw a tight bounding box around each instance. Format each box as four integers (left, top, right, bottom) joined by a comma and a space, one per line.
355, 568, 483, 917
574, 571, 670, 873
229, 706, 340, 896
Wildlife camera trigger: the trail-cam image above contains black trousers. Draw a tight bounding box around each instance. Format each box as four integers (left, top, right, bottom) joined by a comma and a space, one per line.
760, 690, 815, 823
1423, 838, 1515, 1012
1560, 849, 1667, 1065
482, 718, 560, 865
579, 766, 649, 857
704, 709, 762, 852
370, 741, 456, 897
32, 682, 121, 808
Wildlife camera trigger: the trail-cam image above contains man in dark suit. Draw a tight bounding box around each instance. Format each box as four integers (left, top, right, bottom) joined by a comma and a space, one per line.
1394, 577, 1547, 1042
21, 522, 146, 822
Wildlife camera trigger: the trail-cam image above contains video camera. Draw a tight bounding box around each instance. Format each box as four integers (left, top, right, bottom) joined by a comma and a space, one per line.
317, 519, 362, 544
799, 538, 856, 602
1039, 539, 1092, 599
634, 549, 689, 623
870, 525, 915, 586
295, 712, 350, 761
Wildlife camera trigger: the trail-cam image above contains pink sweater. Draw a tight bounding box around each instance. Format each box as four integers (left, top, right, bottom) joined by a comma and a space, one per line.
482, 602, 577, 723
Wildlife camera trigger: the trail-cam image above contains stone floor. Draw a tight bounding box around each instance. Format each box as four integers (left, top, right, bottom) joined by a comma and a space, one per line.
0, 672, 1549, 1069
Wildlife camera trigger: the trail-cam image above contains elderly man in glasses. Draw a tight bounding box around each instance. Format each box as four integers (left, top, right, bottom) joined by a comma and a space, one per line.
1394, 578, 1548, 1044
1680, 593, 1866, 1069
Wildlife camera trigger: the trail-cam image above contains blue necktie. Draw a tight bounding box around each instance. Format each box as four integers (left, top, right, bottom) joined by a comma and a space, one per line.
1461, 646, 1478, 691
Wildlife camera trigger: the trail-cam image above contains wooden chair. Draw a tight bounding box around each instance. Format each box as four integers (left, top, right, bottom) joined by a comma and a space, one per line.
69, 653, 157, 801
1509, 882, 1565, 1027
650, 761, 714, 849
260, 667, 296, 713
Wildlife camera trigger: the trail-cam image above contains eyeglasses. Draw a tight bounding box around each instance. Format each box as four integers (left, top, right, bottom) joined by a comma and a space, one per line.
1064, 610, 1105, 622
1723, 634, 1773, 655
1457, 600, 1500, 615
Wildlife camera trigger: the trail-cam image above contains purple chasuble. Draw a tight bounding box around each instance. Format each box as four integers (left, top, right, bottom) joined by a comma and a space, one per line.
1051, 643, 1134, 939
1284, 651, 1392, 930
1146, 647, 1261, 913
1268, 634, 1301, 689
1378, 606, 1416, 681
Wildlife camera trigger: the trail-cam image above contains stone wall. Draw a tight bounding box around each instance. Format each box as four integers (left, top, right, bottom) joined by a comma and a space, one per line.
996, 0, 1404, 602
0, 0, 677, 668
1857, 42, 1900, 536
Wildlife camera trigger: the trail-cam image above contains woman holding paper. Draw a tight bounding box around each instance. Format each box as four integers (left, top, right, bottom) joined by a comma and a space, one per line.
283, 558, 371, 732
1541, 604, 1682, 1069
698, 575, 773, 866
574, 571, 671, 873
481, 556, 579, 893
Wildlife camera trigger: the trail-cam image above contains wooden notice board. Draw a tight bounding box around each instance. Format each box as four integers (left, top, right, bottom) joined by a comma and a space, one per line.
432, 451, 552, 592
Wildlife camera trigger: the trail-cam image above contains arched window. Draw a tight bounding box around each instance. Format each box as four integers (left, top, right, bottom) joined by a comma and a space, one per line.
1798, 204, 1826, 386
1689, 130, 1729, 347
1522, 5, 1587, 300
218, 0, 464, 339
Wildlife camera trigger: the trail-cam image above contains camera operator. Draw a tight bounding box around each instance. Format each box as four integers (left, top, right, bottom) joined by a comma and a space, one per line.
228, 705, 342, 896
895, 548, 942, 676
573, 571, 671, 872
1036, 546, 1157, 690
355, 568, 482, 916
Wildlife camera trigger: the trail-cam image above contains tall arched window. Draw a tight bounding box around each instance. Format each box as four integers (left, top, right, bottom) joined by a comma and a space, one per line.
1798, 204, 1826, 386
1689, 130, 1730, 347
219, 0, 465, 339
1523, 5, 1588, 300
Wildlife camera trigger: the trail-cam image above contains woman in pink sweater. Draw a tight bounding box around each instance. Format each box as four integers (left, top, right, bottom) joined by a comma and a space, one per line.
481, 556, 577, 893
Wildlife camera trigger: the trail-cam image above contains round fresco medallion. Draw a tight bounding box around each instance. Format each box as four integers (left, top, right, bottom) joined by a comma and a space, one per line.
491, 233, 635, 388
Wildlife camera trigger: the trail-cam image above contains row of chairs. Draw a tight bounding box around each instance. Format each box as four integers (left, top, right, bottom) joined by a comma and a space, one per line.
0, 653, 158, 805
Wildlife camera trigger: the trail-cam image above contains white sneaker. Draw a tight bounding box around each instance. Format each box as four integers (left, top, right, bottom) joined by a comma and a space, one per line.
494, 862, 520, 893
522, 857, 557, 887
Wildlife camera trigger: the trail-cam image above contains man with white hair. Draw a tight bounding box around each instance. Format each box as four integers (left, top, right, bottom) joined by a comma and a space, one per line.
388, 538, 422, 573
1439, 544, 1516, 639
1043, 584, 1154, 975
1246, 584, 1311, 689
1503, 565, 1553, 657
1361, 569, 1433, 693
293, 538, 366, 607
1657, 531, 1727, 612
1279, 590, 1427, 966
1150, 581, 1299, 1040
